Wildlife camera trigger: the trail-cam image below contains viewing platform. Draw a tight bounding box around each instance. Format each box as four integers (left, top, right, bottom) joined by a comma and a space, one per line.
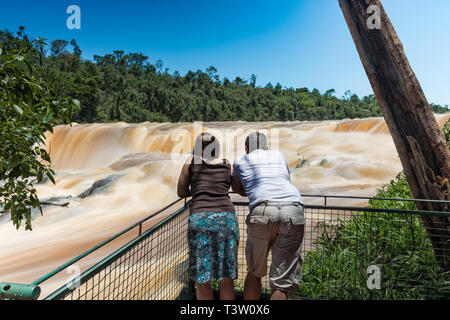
1, 195, 449, 300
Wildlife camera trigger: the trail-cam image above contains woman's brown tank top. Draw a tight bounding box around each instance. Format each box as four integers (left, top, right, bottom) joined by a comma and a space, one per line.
189, 156, 235, 214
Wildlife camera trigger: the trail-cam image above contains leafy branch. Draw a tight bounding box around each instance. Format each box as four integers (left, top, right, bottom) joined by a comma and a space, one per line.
0, 44, 79, 230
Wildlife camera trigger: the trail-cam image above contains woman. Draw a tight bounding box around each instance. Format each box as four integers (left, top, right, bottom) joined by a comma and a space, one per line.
177, 132, 239, 300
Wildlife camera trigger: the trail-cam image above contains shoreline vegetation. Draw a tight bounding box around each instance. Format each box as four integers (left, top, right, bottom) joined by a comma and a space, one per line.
1, 27, 448, 126
297, 121, 450, 299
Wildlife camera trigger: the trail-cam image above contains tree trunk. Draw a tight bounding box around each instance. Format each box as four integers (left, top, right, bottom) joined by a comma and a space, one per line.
338, 0, 450, 270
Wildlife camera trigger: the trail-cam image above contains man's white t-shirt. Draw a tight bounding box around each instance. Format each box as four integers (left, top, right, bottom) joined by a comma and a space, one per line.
233, 149, 303, 210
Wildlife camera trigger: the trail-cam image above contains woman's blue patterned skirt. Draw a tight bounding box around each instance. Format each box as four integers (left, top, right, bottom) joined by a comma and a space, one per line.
188, 211, 239, 284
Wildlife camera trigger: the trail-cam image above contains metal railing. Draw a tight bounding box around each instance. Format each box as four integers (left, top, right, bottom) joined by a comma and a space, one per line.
233, 202, 449, 300
301, 194, 450, 207
1, 195, 449, 300
1, 198, 189, 300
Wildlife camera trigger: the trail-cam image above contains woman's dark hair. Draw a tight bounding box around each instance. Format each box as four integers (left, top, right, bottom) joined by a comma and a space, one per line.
193, 132, 220, 161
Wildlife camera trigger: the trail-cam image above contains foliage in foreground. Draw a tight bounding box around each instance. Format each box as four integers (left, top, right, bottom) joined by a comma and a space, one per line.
297, 172, 450, 300
0, 44, 77, 230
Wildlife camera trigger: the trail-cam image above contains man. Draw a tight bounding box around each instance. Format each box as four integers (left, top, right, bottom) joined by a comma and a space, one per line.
232, 132, 305, 300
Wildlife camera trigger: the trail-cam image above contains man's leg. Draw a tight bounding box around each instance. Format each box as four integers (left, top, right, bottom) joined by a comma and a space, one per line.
269, 222, 304, 300
270, 290, 287, 300
243, 271, 262, 300
243, 220, 274, 300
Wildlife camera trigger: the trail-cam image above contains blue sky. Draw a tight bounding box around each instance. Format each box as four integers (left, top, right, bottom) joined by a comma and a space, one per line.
0, 0, 449, 105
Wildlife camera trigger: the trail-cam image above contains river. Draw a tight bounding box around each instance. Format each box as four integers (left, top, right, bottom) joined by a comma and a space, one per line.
1, 114, 449, 297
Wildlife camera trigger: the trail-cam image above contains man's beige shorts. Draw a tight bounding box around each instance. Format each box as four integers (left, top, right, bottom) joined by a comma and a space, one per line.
245, 204, 305, 293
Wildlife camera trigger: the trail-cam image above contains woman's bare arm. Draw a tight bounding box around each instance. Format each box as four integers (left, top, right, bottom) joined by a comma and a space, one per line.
231, 165, 247, 196
177, 156, 192, 198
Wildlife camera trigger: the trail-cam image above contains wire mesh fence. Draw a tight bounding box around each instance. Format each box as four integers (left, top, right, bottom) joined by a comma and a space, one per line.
45, 204, 191, 300
234, 204, 449, 300
298, 206, 449, 299
5, 197, 447, 300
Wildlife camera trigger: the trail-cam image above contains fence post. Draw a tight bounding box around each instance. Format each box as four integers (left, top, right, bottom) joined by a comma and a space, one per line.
188, 280, 196, 299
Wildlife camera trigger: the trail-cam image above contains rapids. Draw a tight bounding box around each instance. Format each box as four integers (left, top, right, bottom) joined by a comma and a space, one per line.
1, 114, 449, 297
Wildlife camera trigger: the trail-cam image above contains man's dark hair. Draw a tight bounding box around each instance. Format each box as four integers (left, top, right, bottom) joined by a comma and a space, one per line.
193, 132, 220, 160
245, 132, 268, 153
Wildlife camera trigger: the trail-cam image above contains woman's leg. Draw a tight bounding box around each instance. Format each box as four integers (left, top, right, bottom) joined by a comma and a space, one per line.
196, 282, 213, 300
219, 278, 235, 300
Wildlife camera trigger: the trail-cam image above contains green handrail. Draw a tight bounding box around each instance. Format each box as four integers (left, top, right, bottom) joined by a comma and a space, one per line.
1, 198, 185, 300
300, 194, 450, 204
0, 283, 41, 300
32, 198, 184, 286
44, 203, 190, 300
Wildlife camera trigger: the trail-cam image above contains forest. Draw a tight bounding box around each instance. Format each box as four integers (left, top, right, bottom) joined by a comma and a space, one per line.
1, 27, 448, 124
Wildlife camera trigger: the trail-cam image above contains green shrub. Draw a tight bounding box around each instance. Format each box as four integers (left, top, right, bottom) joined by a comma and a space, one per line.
297, 120, 450, 300
443, 120, 450, 149
297, 173, 450, 299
